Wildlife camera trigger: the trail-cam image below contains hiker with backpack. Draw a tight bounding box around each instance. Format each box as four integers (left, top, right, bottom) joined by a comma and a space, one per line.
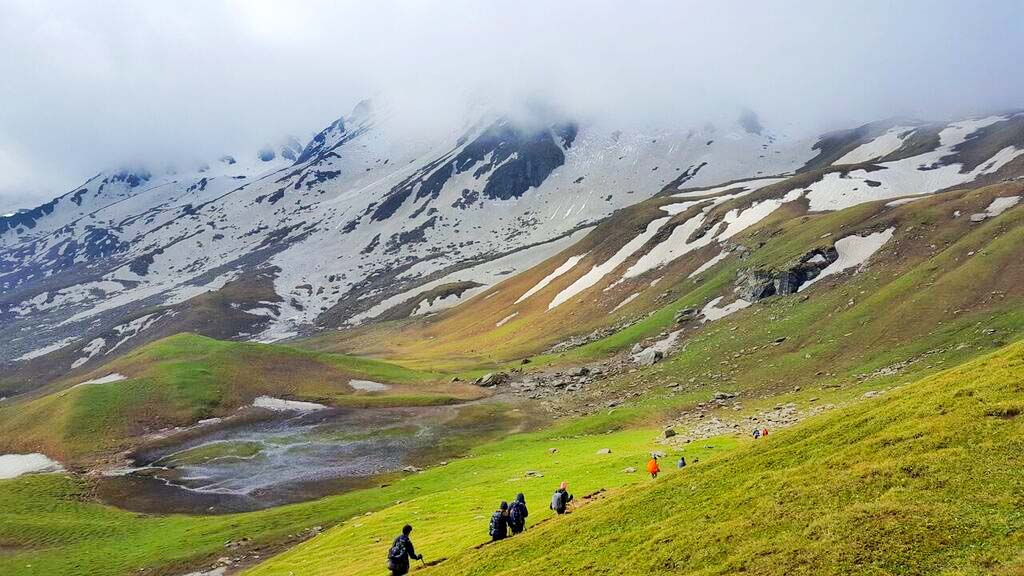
752, 428, 761, 439
677, 455, 686, 469
489, 501, 510, 541
550, 481, 573, 515
509, 493, 529, 535
646, 455, 661, 479
386, 524, 423, 576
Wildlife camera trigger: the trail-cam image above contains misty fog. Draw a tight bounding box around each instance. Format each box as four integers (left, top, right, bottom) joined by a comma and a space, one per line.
1, 0, 1022, 211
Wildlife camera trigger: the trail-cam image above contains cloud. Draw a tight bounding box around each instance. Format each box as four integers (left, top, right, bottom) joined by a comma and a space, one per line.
1, 0, 1022, 211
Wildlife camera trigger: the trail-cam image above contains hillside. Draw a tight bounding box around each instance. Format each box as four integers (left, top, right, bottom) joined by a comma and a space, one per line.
243, 340, 1024, 575
1, 108, 1023, 576
0, 333, 470, 465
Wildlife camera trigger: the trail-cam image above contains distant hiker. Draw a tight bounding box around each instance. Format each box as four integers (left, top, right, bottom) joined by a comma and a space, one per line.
387, 524, 423, 576
752, 428, 761, 439
551, 481, 574, 514
509, 493, 529, 535
489, 501, 510, 541
646, 455, 661, 479
677, 455, 686, 469
762, 428, 769, 437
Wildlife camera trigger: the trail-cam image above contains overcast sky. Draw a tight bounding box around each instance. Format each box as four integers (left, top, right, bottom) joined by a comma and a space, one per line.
1, 0, 1022, 212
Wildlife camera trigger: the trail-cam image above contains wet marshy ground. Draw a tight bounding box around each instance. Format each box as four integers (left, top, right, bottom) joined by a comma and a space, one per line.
96, 400, 528, 514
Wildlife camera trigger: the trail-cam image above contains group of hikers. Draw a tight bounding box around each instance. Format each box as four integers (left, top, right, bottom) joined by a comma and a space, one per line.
646, 452, 693, 479
386, 445, 729, 573
386, 482, 575, 574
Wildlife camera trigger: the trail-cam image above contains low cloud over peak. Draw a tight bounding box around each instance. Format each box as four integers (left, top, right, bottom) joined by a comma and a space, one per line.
1, 0, 1022, 211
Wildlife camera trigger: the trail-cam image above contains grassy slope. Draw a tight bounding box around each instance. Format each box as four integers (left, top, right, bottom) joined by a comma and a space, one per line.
0, 408, 728, 576
304, 182, 1024, 378
0, 333, 469, 463
251, 341, 1024, 576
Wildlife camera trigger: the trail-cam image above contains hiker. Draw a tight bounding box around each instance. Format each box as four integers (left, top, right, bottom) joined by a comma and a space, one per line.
489, 501, 510, 541
386, 524, 423, 576
509, 493, 529, 535
551, 481, 574, 514
752, 428, 761, 439
762, 428, 769, 437
677, 455, 686, 469
646, 455, 661, 479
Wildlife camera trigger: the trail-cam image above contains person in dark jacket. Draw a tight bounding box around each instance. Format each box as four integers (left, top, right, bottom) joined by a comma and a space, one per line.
677, 455, 687, 469
550, 481, 574, 515
489, 501, 510, 541
509, 493, 529, 534
386, 524, 422, 576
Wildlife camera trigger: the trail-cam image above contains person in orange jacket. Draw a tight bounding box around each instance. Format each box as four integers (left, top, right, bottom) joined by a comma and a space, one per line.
646, 455, 661, 479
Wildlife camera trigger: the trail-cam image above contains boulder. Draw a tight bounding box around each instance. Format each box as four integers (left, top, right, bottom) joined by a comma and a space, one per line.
402, 466, 423, 473
674, 308, 697, 323
596, 448, 612, 455
479, 372, 510, 387
713, 391, 737, 400
663, 428, 677, 438
630, 343, 644, 355
634, 348, 663, 366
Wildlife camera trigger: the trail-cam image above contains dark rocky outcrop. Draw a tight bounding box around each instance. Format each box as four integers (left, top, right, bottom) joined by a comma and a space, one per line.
734, 247, 839, 301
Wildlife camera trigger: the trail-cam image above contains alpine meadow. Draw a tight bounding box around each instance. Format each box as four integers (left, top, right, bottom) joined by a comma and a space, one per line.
1, 2, 1023, 575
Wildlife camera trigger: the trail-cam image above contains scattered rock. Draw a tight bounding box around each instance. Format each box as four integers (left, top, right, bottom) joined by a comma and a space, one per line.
548, 448, 558, 454
713, 391, 737, 400
478, 372, 510, 387
623, 467, 637, 473
596, 448, 612, 455
674, 308, 697, 323
524, 470, 544, 478
862, 390, 881, 399
402, 466, 423, 473
633, 348, 663, 366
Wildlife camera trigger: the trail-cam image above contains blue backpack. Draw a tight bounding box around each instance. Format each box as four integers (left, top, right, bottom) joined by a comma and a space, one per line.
387, 536, 407, 561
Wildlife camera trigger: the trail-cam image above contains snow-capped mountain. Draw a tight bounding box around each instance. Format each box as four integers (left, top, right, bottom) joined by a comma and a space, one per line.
3, 102, 1022, 383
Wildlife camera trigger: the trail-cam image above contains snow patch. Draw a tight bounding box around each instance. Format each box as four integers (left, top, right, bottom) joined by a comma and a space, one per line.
689, 250, 730, 278
549, 218, 670, 309
496, 312, 518, 327
515, 254, 587, 304
701, 296, 752, 322
14, 336, 78, 361
349, 379, 389, 392
71, 337, 106, 368
806, 116, 1023, 211
611, 293, 640, 312
885, 197, 925, 207
252, 396, 328, 412
73, 373, 127, 389
835, 127, 912, 164
0, 453, 64, 479
981, 196, 1020, 218
675, 177, 785, 197
800, 227, 895, 291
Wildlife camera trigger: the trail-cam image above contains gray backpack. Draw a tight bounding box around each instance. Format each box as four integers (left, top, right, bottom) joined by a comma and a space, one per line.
550, 490, 564, 512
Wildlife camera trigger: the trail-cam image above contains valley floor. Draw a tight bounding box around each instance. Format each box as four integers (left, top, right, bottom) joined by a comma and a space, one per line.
1, 341, 1022, 575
